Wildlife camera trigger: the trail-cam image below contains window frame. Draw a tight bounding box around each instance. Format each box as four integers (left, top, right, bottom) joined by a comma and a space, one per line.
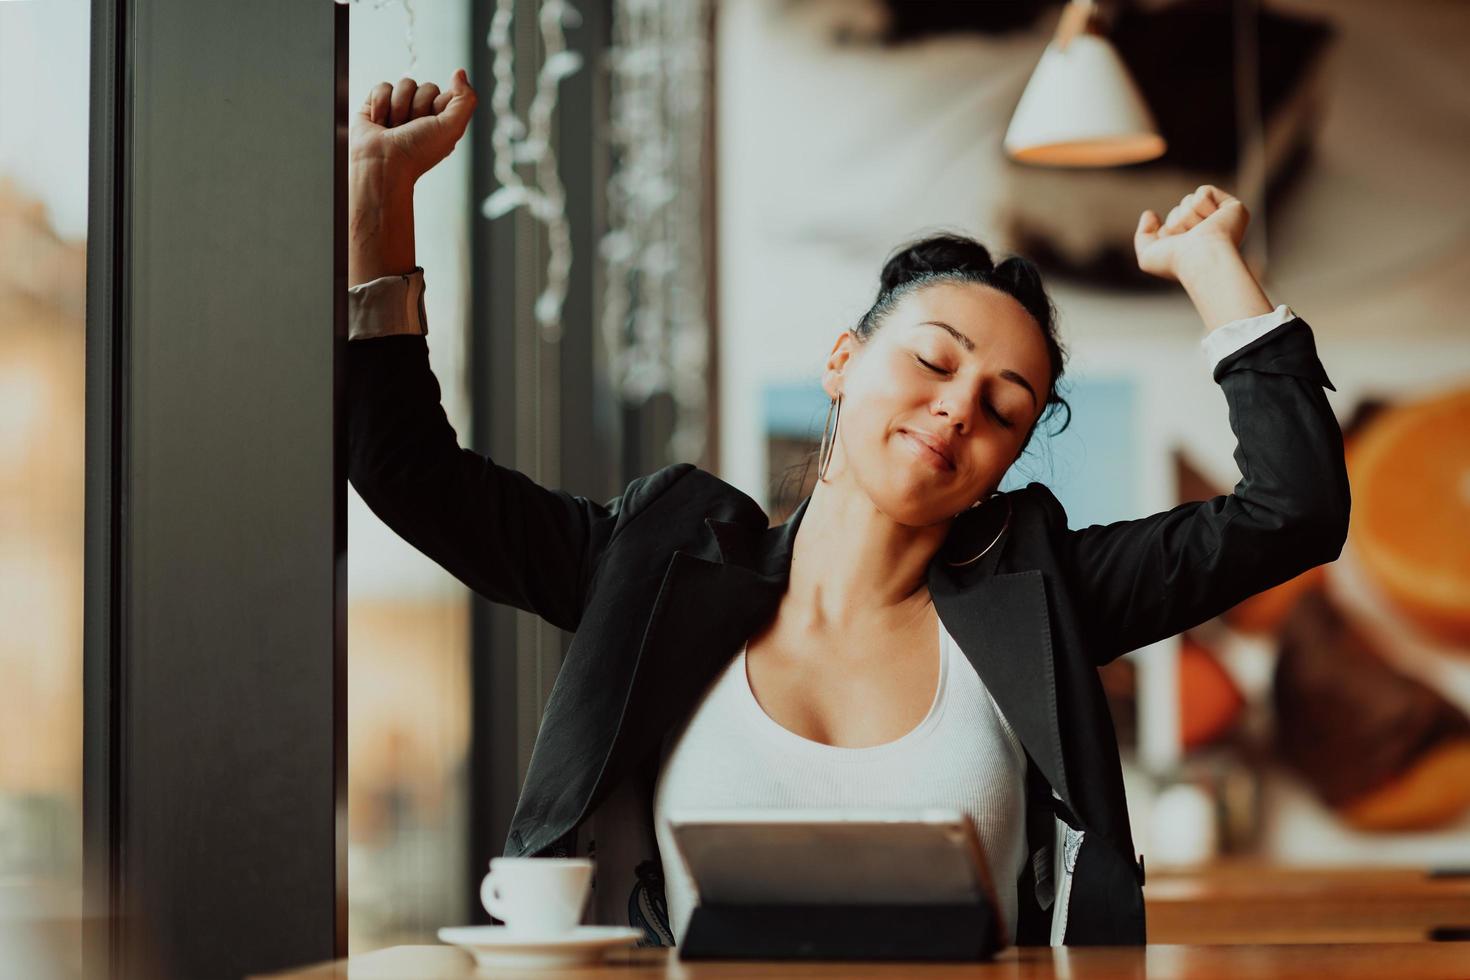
84, 1, 349, 975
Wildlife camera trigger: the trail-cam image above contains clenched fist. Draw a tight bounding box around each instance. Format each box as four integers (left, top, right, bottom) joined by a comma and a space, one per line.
348, 70, 476, 285
350, 68, 478, 186
1134, 184, 1250, 283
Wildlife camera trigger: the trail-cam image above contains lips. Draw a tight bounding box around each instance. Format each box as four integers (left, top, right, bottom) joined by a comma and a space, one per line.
900, 428, 955, 470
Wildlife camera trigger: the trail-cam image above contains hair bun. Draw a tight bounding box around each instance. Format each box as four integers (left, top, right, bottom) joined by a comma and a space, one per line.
880, 233, 995, 293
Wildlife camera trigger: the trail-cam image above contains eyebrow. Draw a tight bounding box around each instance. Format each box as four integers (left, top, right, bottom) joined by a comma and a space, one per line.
917, 320, 1038, 407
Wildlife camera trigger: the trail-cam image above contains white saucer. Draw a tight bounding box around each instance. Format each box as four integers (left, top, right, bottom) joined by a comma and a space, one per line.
437, 925, 644, 969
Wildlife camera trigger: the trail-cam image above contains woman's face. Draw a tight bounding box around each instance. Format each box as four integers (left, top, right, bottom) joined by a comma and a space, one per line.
822, 281, 1052, 526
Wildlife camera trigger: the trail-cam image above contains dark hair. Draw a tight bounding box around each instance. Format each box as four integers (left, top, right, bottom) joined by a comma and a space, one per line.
775, 232, 1071, 511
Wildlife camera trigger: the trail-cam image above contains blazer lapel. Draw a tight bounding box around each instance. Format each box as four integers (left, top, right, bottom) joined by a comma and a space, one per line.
929, 561, 1078, 824
608, 496, 814, 777
512, 496, 811, 856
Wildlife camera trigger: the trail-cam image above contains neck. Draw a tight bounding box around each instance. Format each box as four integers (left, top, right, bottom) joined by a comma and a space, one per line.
784, 474, 949, 633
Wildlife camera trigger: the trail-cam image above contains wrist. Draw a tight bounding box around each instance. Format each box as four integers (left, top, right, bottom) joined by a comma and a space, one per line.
348, 178, 417, 288
1176, 242, 1273, 333
349, 158, 415, 211
1174, 238, 1242, 286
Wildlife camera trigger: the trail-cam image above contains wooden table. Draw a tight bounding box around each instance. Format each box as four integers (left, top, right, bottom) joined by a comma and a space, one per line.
258, 942, 1470, 978
1144, 861, 1470, 945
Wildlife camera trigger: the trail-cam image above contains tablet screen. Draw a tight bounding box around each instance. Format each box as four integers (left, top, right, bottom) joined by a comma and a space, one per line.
667, 807, 998, 908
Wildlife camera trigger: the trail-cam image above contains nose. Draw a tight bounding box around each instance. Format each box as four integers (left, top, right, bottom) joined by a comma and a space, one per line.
935, 397, 970, 435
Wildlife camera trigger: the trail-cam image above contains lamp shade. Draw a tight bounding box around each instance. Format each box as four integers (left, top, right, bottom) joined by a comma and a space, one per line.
1004, 31, 1166, 167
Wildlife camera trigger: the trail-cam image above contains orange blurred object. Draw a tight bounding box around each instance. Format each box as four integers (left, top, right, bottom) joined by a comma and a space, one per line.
1346, 387, 1470, 647
1179, 634, 1245, 751
1339, 739, 1470, 831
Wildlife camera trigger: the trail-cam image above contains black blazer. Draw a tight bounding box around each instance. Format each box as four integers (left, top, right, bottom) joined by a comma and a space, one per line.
348, 314, 1349, 946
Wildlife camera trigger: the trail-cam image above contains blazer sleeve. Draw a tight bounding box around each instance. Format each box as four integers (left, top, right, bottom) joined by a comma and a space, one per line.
348, 332, 686, 632
1040, 315, 1351, 666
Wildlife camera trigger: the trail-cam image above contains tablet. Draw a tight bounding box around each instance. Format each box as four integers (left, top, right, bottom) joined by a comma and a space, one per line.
666, 807, 1000, 910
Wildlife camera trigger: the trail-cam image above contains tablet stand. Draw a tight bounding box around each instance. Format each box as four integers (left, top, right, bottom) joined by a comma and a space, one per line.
678, 901, 1005, 961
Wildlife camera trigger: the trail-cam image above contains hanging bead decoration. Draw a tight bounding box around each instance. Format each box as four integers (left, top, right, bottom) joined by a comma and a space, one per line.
600, 0, 713, 463
481, 0, 584, 344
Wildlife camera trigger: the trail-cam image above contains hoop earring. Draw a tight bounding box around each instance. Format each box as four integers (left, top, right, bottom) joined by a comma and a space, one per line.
816, 394, 842, 482
944, 491, 1012, 567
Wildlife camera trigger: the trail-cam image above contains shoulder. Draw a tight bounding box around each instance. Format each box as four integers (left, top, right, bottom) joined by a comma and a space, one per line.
1006, 480, 1067, 530
616, 462, 770, 530
977, 481, 1071, 564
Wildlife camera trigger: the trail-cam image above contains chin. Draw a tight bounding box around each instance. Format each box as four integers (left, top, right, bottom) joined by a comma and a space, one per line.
863, 478, 961, 528
846, 438, 978, 525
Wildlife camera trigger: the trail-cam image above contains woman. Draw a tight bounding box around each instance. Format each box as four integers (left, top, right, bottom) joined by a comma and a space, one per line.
347, 72, 1350, 947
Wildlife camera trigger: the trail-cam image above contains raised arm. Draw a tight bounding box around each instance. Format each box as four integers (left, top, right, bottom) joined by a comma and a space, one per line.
1050, 187, 1351, 665
345, 72, 668, 631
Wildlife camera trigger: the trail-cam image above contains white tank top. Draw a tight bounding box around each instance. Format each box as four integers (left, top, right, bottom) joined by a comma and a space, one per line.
652, 613, 1028, 946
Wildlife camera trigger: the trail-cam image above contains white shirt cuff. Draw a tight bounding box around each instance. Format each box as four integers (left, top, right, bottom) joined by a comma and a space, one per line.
347, 266, 427, 340
1200, 303, 1297, 374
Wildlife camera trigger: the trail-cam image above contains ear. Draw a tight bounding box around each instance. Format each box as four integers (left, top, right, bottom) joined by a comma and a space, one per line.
821, 329, 857, 400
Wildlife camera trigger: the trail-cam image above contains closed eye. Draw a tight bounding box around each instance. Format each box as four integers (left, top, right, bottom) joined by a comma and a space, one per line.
915, 355, 1015, 429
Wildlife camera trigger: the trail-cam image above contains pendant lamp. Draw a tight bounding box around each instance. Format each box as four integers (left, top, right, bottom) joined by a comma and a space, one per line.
1003, 0, 1166, 167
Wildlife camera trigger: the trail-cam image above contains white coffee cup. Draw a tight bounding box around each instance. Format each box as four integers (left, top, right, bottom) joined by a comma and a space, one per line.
479, 856, 593, 935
